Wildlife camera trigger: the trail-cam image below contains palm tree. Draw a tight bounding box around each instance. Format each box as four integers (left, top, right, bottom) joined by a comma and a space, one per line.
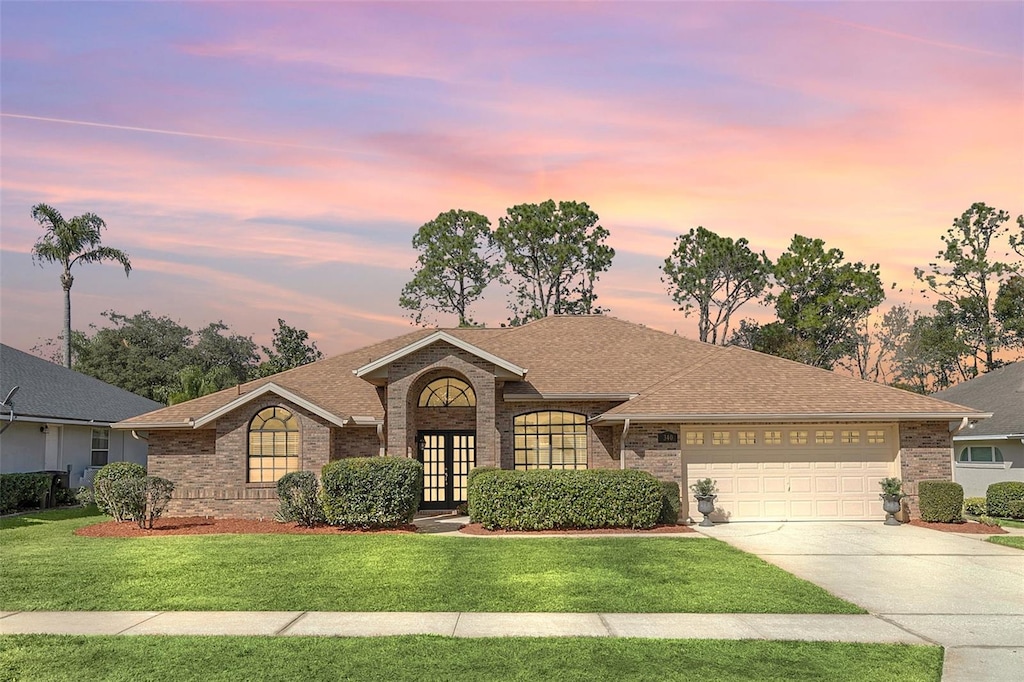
30, 203, 132, 368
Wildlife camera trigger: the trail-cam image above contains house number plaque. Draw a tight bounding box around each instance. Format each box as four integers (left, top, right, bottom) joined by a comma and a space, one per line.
657, 430, 679, 443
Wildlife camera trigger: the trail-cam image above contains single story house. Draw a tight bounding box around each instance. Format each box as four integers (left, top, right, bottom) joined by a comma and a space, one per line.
932, 362, 1023, 497
1, 344, 163, 487
115, 315, 985, 521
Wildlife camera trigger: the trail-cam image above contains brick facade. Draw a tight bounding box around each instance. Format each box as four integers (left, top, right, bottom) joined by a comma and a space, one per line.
898, 420, 954, 518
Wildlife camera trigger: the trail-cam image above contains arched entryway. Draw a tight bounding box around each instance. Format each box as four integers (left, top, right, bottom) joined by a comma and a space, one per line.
412, 374, 477, 509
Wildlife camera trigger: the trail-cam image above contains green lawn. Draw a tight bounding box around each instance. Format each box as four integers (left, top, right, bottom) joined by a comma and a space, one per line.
0, 508, 860, 613
988, 535, 1024, 550
0, 635, 943, 682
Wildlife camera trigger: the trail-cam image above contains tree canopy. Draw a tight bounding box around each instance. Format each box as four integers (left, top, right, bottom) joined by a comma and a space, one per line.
491, 200, 615, 325
661, 226, 771, 344
399, 209, 498, 326
252, 318, 324, 377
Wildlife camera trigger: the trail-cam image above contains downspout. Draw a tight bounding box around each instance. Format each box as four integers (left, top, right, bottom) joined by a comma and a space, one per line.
619, 418, 631, 470
950, 417, 969, 434
377, 422, 385, 456
131, 430, 149, 441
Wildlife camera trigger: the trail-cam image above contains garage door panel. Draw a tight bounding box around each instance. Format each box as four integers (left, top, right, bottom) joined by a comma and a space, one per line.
683, 425, 897, 521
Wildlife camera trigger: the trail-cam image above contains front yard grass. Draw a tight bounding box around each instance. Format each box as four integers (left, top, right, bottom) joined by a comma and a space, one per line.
0, 635, 943, 682
988, 535, 1024, 550
0, 509, 860, 613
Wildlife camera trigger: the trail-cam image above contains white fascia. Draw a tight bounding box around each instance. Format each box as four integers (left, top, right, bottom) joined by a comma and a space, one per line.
191, 382, 348, 428
353, 331, 527, 381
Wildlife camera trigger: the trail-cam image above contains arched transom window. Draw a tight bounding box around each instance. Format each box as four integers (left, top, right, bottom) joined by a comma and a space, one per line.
514, 411, 588, 470
248, 406, 299, 483
418, 377, 476, 407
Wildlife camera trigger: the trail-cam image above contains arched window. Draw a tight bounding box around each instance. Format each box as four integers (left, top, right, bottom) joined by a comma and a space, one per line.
958, 446, 1004, 463
418, 377, 476, 407
513, 411, 588, 470
248, 406, 299, 483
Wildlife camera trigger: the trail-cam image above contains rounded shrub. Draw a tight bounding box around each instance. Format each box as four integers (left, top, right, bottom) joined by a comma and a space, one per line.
1007, 500, 1024, 520
963, 497, 987, 517
276, 471, 325, 527
93, 462, 147, 521
320, 457, 423, 528
917, 480, 964, 523
659, 481, 681, 525
986, 481, 1024, 519
469, 469, 664, 531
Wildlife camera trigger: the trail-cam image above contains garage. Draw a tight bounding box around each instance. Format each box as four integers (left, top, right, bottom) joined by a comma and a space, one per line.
682, 424, 898, 521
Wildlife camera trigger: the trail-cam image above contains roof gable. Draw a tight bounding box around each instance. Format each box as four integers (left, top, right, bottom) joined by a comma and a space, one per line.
192, 383, 348, 428
353, 331, 527, 384
933, 362, 1024, 437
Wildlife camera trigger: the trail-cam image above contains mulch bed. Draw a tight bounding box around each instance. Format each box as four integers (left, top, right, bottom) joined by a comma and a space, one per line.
459, 522, 695, 535
74, 517, 416, 537
907, 519, 1007, 534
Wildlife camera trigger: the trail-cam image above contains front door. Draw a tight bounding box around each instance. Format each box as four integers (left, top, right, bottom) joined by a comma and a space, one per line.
418, 431, 475, 510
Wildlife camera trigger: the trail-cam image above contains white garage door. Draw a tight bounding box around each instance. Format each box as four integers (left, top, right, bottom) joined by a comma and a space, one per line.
683, 425, 897, 521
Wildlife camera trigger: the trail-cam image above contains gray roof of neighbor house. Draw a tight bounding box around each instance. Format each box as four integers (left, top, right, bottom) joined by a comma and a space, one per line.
932, 362, 1024, 438
117, 315, 984, 430
0, 344, 164, 424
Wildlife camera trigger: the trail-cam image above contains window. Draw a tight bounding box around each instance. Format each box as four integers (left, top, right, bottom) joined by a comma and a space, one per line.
248, 406, 300, 483
91, 428, 109, 467
841, 430, 860, 444
712, 431, 731, 446
738, 431, 756, 445
958, 446, 1004, 463
418, 377, 476, 407
816, 430, 834, 445
867, 429, 886, 444
764, 430, 782, 445
514, 411, 587, 470
790, 430, 808, 445
685, 431, 705, 446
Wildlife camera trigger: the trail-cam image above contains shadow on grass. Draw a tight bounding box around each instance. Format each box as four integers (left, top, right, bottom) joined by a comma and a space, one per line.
0, 506, 104, 530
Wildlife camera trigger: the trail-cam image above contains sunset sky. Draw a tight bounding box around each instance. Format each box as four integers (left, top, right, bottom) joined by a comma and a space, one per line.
2, 1, 1021, 359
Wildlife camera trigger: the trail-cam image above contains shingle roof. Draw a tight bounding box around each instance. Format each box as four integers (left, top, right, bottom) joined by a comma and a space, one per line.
932, 362, 1024, 437
115, 315, 984, 429
0, 344, 164, 423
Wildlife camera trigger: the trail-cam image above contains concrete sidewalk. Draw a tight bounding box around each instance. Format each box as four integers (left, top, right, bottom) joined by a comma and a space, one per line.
0, 610, 930, 643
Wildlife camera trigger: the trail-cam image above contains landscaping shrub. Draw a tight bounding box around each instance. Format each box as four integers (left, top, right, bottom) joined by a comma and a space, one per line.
1007, 500, 1024, 520
963, 497, 987, 516
986, 481, 1024, 518
466, 467, 499, 522
92, 462, 147, 520
917, 480, 963, 523
659, 481, 681, 524
276, 471, 325, 527
0, 473, 51, 514
93, 475, 174, 529
320, 457, 423, 528
469, 469, 664, 531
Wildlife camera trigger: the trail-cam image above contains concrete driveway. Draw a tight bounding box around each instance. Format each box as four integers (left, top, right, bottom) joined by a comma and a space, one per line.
699, 522, 1024, 681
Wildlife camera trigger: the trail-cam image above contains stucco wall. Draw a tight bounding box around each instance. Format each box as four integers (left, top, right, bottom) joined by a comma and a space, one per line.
2, 422, 146, 486
953, 438, 1024, 498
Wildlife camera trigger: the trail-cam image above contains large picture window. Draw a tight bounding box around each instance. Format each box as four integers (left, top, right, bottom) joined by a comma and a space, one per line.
513, 411, 588, 470
418, 377, 476, 407
248, 406, 300, 483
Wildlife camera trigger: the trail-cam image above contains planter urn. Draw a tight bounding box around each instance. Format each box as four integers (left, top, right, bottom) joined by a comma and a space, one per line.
695, 495, 717, 527
881, 494, 902, 526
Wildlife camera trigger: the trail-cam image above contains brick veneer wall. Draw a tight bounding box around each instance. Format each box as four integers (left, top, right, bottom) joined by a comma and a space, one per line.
332, 427, 381, 460
898, 420, 953, 518
148, 396, 337, 519
494, 398, 621, 470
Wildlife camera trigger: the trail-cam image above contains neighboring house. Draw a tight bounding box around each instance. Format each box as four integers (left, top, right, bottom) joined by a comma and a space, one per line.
0, 344, 163, 487
932, 362, 1024, 498
115, 316, 984, 521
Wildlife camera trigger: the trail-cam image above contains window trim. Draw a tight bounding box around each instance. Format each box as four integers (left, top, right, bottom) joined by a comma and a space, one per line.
247, 405, 300, 484
418, 377, 476, 408
957, 445, 1005, 466
91, 427, 110, 467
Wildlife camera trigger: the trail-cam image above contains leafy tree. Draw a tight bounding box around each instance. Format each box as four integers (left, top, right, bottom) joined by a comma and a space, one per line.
887, 303, 974, 393
74, 311, 193, 403
915, 203, 1021, 373
1010, 215, 1024, 258
994, 274, 1024, 348
728, 319, 818, 365
30, 204, 131, 368
168, 365, 239, 404
661, 226, 771, 344
769, 235, 885, 370
253, 319, 323, 377
399, 209, 498, 326
192, 322, 259, 383
492, 200, 614, 325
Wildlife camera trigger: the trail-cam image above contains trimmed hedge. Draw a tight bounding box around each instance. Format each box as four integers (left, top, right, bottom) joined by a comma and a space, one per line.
986, 482, 1024, 519
276, 471, 325, 527
466, 467, 500, 522
469, 469, 664, 531
1007, 500, 1024, 519
660, 481, 681, 525
918, 480, 963, 523
963, 497, 987, 516
93, 462, 147, 521
320, 457, 423, 528
0, 473, 51, 514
